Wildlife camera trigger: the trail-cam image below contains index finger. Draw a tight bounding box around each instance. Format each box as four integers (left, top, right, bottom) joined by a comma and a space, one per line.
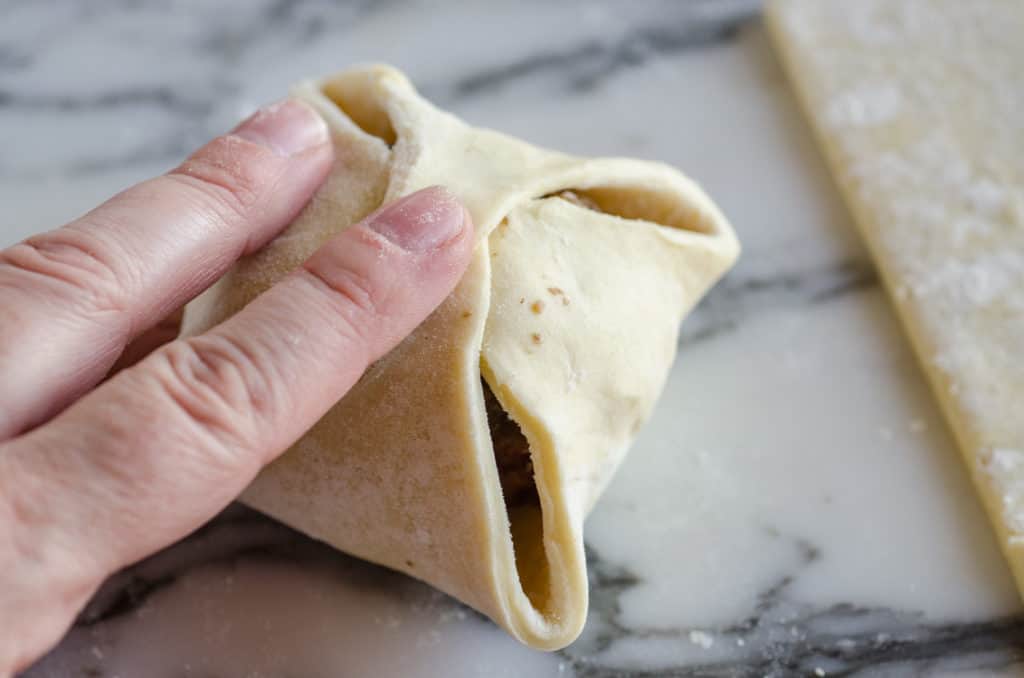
0, 187, 473, 673
0, 99, 332, 439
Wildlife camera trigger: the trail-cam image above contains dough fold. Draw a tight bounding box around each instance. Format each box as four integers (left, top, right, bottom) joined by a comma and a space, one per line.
182, 65, 739, 649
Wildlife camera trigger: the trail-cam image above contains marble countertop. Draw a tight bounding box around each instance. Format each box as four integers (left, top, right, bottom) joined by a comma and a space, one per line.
4, 1, 1024, 676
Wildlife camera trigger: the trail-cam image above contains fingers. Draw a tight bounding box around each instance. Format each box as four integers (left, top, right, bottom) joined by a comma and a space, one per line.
0, 187, 474, 671
0, 99, 333, 440
106, 308, 184, 375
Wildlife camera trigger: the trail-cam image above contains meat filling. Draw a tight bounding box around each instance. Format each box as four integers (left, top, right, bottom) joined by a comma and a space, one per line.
482, 380, 539, 508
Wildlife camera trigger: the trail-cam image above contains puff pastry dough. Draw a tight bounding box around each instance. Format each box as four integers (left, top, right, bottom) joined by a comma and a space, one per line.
768, 1, 1024, 596
182, 65, 739, 649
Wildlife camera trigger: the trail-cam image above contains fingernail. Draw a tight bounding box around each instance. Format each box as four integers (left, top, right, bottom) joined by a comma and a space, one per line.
367, 186, 467, 252
233, 99, 329, 157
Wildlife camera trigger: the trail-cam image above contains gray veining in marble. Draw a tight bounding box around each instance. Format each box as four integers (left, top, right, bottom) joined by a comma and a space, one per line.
4, 1, 1024, 676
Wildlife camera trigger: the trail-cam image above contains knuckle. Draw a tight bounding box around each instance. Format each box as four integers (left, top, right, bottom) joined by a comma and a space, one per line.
0, 458, 56, 576
0, 230, 131, 314
168, 139, 266, 228
300, 258, 386, 350
0, 460, 34, 562
0, 454, 99, 664
151, 334, 278, 463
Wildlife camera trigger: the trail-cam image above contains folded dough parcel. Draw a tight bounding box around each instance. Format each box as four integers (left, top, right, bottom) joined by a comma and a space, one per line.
182, 65, 739, 649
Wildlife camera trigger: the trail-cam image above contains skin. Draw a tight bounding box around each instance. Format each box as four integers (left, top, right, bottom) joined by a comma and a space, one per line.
0, 98, 475, 674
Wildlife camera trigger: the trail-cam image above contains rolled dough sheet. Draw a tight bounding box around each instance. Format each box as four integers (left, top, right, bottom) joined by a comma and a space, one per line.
766, 1, 1024, 591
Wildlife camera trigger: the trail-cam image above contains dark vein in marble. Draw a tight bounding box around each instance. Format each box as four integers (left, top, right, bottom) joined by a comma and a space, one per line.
578, 544, 644, 655
804, 614, 1024, 677
66, 137, 196, 176
0, 128, 212, 181
681, 258, 879, 346
567, 527, 820, 667
0, 2, 757, 182
566, 613, 1024, 678
725, 527, 822, 636
30, 506, 1024, 678
195, 0, 392, 61
265, 0, 328, 44
567, 531, 1024, 677
436, 5, 759, 103
0, 46, 31, 70
0, 87, 212, 116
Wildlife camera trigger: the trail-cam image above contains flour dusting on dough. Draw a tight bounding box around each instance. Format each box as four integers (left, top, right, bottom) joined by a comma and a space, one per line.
768, 0, 1024, 595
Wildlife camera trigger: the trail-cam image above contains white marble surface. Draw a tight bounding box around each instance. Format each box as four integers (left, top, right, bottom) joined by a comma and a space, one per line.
4, 1, 1024, 676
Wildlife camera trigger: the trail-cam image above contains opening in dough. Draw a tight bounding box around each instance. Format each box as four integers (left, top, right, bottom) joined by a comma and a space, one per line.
321, 79, 397, 146
546, 187, 714, 234
481, 378, 553, 615
483, 379, 537, 508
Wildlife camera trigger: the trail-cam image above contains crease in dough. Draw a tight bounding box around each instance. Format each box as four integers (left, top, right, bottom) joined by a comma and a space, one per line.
181, 64, 739, 649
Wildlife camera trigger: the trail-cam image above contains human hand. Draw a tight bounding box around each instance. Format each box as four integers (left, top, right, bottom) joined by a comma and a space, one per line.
0, 99, 474, 674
